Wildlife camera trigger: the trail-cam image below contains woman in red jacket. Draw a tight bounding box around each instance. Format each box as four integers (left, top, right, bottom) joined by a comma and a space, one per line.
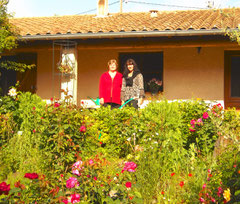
99, 59, 122, 109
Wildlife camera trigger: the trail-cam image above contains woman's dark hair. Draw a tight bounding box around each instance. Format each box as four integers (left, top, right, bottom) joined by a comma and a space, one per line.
123, 58, 140, 77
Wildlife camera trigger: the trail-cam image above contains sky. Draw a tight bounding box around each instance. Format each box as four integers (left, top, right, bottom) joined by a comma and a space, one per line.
7, 0, 240, 18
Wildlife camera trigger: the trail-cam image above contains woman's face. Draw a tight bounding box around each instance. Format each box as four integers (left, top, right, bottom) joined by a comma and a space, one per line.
109, 62, 117, 71
127, 64, 134, 72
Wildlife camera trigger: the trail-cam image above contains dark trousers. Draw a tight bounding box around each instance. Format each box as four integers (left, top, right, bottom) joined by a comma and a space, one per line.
103, 102, 121, 109
125, 99, 138, 109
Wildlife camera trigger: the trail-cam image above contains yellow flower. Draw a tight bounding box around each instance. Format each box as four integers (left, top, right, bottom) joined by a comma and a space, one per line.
8, 88, 17, 97
223, 188, 231, 202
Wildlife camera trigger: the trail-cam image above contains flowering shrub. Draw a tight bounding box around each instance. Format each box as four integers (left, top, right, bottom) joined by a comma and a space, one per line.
0, 90, 239, 203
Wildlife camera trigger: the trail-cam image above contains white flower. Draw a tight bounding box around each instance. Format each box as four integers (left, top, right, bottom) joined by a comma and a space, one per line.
156, 132, 159, 136
8, 88, 17, 97
109, 190, 118, 198
127, 137, 131, 141
149, 138, 151, 141
17, 131, 23, 136
114, 177, 117, 180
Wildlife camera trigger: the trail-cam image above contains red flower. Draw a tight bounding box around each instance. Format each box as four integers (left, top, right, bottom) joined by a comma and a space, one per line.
125, 182, 132, 188
99, 142, 103, 145
0, 182, 10, 195
33, 107, 36, 110
208, 174, 213, 177
129, 196, 134, 200
50, 97, 53, 101
54, 102, 60, 108
179, 181, 184, 187
79, 126, 86, 133
24, 173, 39, 180
14, 181, 25, 190
60, 174, 64, 178
188, 173, 192, 177
116, 173, 119, 177
93, 176, 97, 181
171, 172, 175, 177
233, 164, 237, 168
161, 191, 164, 195
33, 129, 36, 133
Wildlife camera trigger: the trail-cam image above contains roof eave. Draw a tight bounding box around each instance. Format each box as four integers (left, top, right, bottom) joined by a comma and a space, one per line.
19, 29, 225, 41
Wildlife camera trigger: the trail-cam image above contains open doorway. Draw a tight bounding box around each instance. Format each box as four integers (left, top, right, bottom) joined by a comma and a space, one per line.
119, 52, 163, 92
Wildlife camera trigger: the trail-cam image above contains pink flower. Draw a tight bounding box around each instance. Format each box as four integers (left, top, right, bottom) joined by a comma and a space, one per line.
217, 187, 223, 197
93, 176, 97, 181
202, 184, 206, 189
202, 112, 209, 119
190, 119, 196, 125
54, 102, 60, 108
199, 197, 205, 203
125, 182, 132, 188
89, 159, 94, 165
211, 198, 216, 203
33, 107, 36, 110
72, 161, 84, 176
33, 129, 36, 133
208, 169, 211, 173
86, 175, 90, 178
70, 193, 81, 203
62, 199, 69, 204
122, 162, 137, 173
66, 177, 79, 189
197, 118, 203, 126
79, 126, 86, 133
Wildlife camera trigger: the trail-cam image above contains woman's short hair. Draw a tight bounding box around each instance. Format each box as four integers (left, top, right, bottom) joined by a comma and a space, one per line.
107, 59, 118, 67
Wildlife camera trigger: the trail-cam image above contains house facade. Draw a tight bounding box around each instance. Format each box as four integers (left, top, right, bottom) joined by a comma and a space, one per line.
1, 5, 240, 108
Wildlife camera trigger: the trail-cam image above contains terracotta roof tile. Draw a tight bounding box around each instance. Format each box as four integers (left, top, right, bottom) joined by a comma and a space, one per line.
9, 8, 240, 37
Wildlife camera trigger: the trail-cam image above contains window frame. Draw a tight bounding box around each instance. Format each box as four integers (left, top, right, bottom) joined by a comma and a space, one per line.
224, 51, 240, 109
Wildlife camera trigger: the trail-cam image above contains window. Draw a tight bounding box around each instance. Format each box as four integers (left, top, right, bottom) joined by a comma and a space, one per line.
119, 52, 163, 92
224, 51, 240, 109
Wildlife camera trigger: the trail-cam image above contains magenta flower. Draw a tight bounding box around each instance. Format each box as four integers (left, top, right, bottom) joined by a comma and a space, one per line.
70, 193, 81, 203
122, 162, 137, 173
217, 187, 223, 197
66, 177, 79, 189
190, 119, 196, 125
54, 102, 60, 108
72, 161, 84, 176
89, 159, 94, 165
202, 112, 209, 119
197, 118, 203, 126
211, 198, 216, 203
199, 197, 205, 203
79, 126, 86, 133
202, 184, 206, 189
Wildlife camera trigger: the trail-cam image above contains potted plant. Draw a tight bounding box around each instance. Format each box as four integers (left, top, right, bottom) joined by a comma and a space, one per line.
147, 78, 162, 95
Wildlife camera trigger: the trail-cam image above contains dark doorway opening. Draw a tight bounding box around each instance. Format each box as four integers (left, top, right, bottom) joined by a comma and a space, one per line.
119, 52, 163, 92
0, 53, 37, 96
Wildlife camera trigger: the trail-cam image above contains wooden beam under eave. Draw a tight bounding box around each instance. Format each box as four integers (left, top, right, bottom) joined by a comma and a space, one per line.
76, 40, 240, 50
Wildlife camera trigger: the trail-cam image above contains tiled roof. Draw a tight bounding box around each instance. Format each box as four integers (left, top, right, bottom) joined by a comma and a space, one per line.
10, 8, 240, 37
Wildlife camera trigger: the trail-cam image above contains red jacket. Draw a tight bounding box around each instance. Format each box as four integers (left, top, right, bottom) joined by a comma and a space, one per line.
99, 72, 122, 105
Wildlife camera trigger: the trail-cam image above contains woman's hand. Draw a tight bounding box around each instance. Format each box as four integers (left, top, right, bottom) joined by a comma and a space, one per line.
138, 98, 144, 105
100, 98, 104, 105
